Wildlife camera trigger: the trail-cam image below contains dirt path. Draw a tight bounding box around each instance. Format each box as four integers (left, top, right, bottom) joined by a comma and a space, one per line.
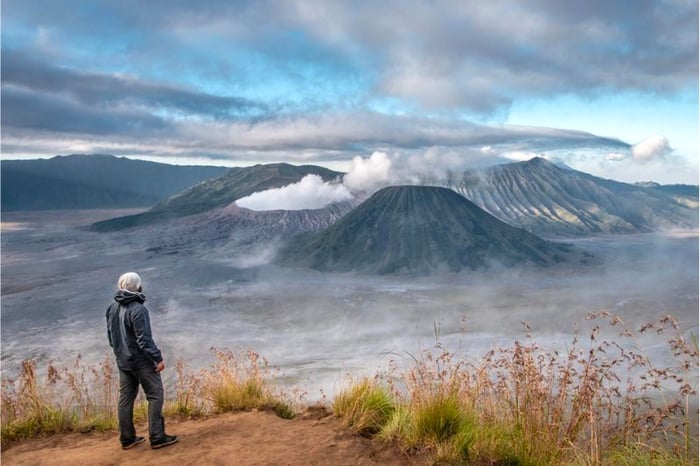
2, 409, 429, 466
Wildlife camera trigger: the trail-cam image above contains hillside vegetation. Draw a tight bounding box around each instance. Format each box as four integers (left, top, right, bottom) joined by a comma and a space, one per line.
2, 313, 696, 465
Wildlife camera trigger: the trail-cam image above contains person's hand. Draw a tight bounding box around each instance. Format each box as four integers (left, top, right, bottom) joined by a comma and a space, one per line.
155, 361, 165, 373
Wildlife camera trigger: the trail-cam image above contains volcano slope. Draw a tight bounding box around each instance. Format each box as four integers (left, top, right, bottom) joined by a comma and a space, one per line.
92, 163, 342, 231
278, 185, 587, 275
448, 157, 698, 236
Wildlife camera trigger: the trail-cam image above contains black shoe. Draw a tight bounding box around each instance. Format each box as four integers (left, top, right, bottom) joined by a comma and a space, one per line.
122, 436, 146, 450
151, 434, 179, 449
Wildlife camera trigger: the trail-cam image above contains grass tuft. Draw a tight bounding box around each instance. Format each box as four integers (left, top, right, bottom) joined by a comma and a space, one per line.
332, 378, 395, 436
201, 347, 295, 417
413, 394, 464, 443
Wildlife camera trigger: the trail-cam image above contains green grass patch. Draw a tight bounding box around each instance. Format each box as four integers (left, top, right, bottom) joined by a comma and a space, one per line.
333, 378, 395, 436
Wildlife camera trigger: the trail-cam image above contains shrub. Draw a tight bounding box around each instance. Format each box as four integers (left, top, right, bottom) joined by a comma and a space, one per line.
1, 312, 696, 466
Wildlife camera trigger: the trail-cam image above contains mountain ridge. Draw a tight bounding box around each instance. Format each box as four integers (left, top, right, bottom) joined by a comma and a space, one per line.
1, 154, 228, 211
447, 157, 697, 236
91, 163, 343, 231
140, 201, 355, 257
6, 155, 694, 239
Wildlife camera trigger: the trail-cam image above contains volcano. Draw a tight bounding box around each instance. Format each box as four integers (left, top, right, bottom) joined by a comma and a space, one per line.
92, 163, 342, 231
448, 157, 697, 236
278, 185, 584, 274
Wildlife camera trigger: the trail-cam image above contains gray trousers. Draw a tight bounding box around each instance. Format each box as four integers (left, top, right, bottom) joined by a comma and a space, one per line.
118, 366, 165, 444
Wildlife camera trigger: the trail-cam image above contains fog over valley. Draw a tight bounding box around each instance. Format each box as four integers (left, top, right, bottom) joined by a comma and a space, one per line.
2, 207, 696, 399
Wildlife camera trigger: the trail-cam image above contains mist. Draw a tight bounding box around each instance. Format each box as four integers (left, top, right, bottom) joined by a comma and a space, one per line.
233, 149, 500, 212
235, 174, 352, 211
1, 210, 697, 400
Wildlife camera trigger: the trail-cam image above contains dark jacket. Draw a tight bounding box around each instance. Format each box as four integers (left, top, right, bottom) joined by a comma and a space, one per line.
106, 290, 163, 370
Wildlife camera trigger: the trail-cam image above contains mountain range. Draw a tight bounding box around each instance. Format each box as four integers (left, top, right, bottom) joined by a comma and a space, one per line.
3, 153, 696, 275
277, 186, 586, 274
1, 154, 228, 211
6, 154, 695, 239
446, 157, 697, 236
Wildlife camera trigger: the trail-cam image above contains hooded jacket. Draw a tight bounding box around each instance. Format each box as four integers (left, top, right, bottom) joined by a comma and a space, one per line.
106, 290, 163, 370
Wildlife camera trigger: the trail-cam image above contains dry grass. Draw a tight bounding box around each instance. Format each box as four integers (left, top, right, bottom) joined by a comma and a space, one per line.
200, 347, 296, 419
163, 357, 206, 418
1, 347, 297, 447
338, 312, 699, 465
1, 354, 118, 445
2, 312, 697, 466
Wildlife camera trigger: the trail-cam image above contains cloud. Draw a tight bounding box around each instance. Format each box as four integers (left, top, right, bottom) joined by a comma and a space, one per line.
292, 0, 697, 111
540, 142, 696, 185
4, 1, 697, 116
631, 135, 672, 162
502, 151, 541, 162
236, 152, 393, 211
176, 114, 629, 156
1, 50, 265, 121
342, 151, 392, 192
606, 152, 626, 162
235, 149, 478, 211
2, 0, 694, 185
1, 47, 631, 155
235, 174, 352, 211
2, 99, 628, 165
1, 85, 170, 135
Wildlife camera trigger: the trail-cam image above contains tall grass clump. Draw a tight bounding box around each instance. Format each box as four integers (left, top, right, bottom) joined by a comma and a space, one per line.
379, 339, 479, 464
201, 347, 296, 419
332, 333, 480, 463
332, 377, 395, 436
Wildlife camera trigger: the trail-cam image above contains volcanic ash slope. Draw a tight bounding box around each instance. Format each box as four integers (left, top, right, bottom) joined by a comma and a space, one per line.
278, 185, 589, 275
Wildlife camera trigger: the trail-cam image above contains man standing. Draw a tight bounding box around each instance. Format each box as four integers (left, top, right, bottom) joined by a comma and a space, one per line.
106, 272, 179, 450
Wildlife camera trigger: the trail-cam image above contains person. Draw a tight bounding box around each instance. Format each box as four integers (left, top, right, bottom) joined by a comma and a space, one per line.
106, 272, 179, 450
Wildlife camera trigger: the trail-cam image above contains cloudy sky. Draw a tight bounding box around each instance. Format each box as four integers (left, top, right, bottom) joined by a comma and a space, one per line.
2, 0, 698, 183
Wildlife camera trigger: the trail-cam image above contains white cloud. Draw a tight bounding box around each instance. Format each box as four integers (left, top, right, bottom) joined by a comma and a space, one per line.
541, 146, 697, 185
235, 174, 352, 211
631, 135, 672, 162
606, 152, 626, 162
502, 150, 541, 162
480, 145, 498, 155
342, 151, 392, 192
236, 151, 393, 212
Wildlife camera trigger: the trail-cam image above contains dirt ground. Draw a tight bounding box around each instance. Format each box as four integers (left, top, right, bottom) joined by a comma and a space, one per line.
1, 408, 429, 466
